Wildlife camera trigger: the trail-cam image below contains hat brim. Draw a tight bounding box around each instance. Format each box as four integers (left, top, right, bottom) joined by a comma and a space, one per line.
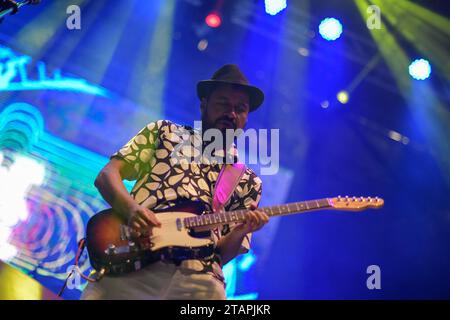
197, 80, 264, 112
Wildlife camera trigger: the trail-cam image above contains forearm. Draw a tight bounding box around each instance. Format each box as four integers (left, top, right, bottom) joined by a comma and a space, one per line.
95, 167, 137, 217
216, 229, 248, 265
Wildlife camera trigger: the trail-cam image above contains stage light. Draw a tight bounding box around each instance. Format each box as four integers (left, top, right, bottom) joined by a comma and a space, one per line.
265, 0, 287, 16
0, 238, 17, 261
0, 154, 45, 261
205, 12, 222, 28
197, 39, 208, 51
319, 18, 343, 41
297, 47, 309, 57
409, 59, 431, 80
388, 130, 402, 142
238, 252, 256, 272
337, 90, 349, 104
320, 100, 330, 109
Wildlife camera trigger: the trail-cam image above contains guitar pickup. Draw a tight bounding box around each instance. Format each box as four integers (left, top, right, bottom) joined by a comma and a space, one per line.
114, 246, 130, 254
176, 218, 182, 231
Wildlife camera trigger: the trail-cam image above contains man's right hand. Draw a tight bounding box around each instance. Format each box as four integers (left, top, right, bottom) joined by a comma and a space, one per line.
126, 204, 161, 237
94, 158, 161, 237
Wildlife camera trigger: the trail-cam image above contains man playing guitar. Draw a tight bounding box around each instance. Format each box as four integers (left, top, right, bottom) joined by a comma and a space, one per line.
81, 64, 269, 300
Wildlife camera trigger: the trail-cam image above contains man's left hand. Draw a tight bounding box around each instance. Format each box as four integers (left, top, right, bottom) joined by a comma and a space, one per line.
233, 202, 269, 235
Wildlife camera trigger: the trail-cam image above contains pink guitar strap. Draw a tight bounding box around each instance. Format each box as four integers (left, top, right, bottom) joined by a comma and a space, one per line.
212, 163, 246, 212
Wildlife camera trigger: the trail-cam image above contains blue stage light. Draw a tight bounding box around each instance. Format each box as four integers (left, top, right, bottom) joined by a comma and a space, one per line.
265, 0, 287, 16
318, 18, 343, 41
409, 59, 431, 80
238, 252, 256, 272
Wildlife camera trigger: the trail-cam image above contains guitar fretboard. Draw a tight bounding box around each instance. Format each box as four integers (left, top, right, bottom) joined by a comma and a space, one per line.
184, 198, 331, 229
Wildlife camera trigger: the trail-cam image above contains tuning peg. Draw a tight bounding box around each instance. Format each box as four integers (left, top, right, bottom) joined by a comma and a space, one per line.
337, 196, 342, 201
345, 196, 349, 202
352, 197, 356, 202
359, 197, 363, 202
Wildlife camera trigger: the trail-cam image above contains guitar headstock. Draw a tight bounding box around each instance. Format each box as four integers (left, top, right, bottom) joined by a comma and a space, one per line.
329, 196, 384, 211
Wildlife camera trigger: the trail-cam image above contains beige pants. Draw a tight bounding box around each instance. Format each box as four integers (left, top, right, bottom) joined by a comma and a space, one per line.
80, 260, 226, 300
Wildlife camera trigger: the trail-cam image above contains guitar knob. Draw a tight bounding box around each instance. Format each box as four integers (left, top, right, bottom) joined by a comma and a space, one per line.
106, 244, 116, 255
128, 241, 137, 251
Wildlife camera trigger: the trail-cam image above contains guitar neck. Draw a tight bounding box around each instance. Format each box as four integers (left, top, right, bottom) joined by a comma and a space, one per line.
184, 198, 332, 229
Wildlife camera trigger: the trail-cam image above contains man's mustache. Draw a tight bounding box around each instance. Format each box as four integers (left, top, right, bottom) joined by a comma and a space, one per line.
215, 117, 237, 129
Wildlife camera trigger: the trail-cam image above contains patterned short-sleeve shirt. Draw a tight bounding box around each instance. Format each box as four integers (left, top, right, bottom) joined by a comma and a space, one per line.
112, 120, 263, 255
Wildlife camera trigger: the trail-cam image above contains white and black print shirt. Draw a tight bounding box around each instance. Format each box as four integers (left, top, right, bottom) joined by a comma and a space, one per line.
112, 120, 263, 254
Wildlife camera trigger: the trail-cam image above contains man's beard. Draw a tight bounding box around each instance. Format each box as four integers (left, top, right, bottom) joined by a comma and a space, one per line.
201, 110, 237, 132
201, 112, 237, 151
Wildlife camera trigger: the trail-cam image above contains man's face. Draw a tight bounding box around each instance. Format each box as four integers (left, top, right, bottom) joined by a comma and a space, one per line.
201, 84, 250, 132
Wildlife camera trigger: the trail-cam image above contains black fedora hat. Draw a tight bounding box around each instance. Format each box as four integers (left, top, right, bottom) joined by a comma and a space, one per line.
197, 64, 264, 112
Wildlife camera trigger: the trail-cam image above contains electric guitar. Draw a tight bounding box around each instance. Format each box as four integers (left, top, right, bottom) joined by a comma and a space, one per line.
85, 196, 384, 276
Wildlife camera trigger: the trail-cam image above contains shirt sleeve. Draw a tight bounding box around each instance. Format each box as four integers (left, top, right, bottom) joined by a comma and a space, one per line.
111, 121, 162, 180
